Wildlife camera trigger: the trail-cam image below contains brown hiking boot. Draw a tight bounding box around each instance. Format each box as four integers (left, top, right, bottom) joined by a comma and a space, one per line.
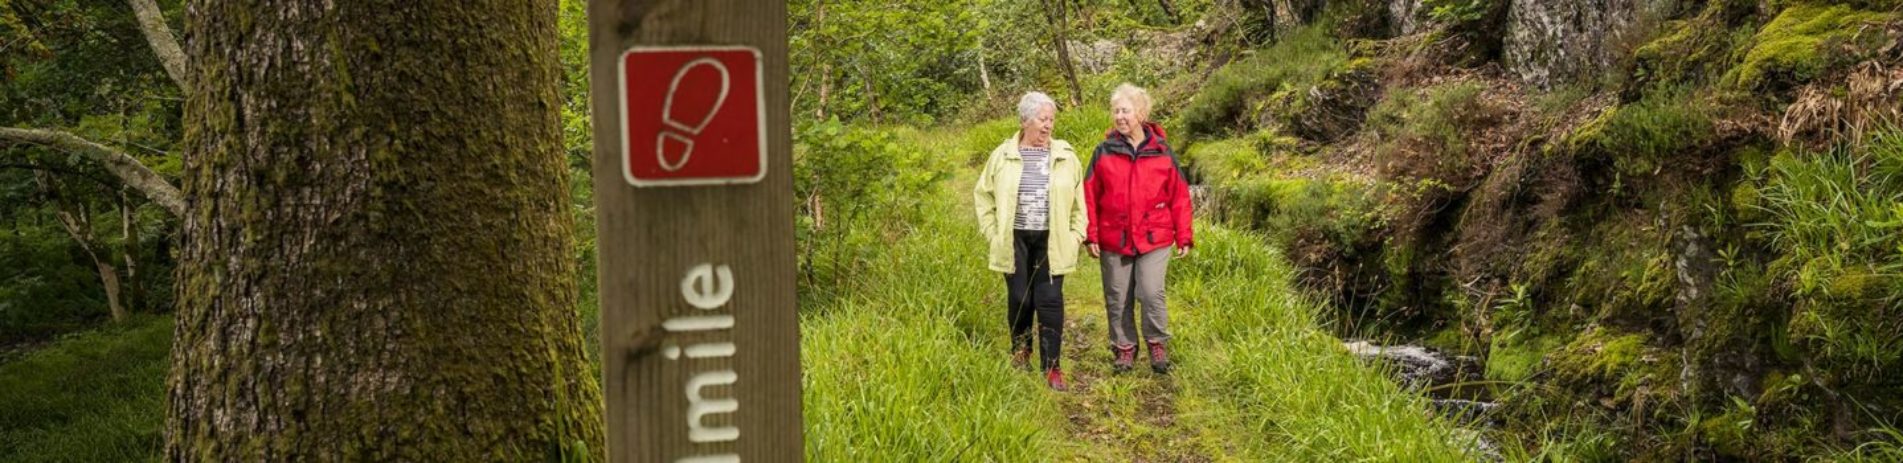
1046, 368, 1068, 391
1011, 347, 1032, 371
1148, 341, 1171, 374
1112, 345, 1136, 373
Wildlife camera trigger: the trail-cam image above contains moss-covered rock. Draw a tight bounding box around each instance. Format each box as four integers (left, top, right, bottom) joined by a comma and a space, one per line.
1722, 4, 1899, 93
1548, 328, 1681, 409
1486, 332, 1562, 382
1630, 0, 1759, 92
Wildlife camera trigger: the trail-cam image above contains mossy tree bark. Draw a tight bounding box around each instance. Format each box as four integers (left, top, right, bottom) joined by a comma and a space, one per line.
164, 0, 604, 460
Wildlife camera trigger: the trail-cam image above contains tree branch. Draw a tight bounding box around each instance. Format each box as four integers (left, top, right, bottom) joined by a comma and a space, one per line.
0, 127, 184, 216
128, 0, 188, 88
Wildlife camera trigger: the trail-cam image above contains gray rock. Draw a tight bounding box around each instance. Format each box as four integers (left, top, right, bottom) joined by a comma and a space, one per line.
1502, 0, 1680, 88
1390, 0, 1428, 36
1067, 39, 1125, 74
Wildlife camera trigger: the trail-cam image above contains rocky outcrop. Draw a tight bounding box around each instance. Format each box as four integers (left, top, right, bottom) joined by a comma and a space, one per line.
1389, 0, 1427, 36
1503, 0, 1657, 88
1068, 39, 1125, 73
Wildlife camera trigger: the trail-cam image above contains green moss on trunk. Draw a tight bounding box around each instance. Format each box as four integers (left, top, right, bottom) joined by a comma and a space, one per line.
167, 0, 604, 460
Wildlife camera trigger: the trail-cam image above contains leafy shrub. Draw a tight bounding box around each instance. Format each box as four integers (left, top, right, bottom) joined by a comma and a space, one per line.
1365, 80, 1490, 182
959, 117, 1019, 166
1566, 86, 1716, 178
793, 119, 943, 302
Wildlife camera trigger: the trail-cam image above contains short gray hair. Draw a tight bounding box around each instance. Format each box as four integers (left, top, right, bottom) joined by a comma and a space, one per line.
1016, 91, 1057, 123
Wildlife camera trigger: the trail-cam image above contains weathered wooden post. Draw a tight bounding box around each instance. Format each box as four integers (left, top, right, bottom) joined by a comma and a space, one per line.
587, 1, 802, 461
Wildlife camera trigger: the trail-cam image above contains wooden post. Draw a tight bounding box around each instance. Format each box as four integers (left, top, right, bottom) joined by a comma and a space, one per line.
588, 1, 803, 461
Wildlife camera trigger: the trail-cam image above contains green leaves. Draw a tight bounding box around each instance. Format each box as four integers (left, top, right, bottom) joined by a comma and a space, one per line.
792, 119, 945, 298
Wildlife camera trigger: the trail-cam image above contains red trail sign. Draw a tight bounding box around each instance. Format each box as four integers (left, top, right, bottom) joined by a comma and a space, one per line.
619, 46, 767, 187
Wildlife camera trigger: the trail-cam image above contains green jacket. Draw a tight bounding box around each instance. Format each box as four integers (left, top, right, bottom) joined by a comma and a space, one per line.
974, 134, 1088, 275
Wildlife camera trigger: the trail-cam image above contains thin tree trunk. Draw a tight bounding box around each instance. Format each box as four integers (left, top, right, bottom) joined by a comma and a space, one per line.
92, 258, 127, 321
976, 38, 993, 101
36, 173, 128, 322
1040, 0, 1084, 108
119, 190, 143, 311
816, 63, 832, 119
1157, 0, 1179, 23
809, 0, 829, 119
861, 64, 882, 123
165, 0, 604, 460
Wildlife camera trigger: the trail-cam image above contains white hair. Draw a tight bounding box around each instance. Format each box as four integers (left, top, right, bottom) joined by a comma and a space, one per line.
1016, 91, 1057, 123
1110, 83, 1152, 122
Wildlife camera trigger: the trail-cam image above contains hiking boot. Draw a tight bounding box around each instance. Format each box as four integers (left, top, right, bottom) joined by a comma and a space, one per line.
1112, 345, 1136, 373
1046, 368, 1069, 391
1011, 347, 1032, 371
1148, 341, 1172, 374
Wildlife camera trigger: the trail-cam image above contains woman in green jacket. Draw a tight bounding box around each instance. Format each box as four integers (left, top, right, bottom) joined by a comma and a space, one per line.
974, 91, 1089, 391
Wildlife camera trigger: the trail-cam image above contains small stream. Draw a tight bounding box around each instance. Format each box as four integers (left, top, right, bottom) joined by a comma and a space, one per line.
1344, 340, 1504, 460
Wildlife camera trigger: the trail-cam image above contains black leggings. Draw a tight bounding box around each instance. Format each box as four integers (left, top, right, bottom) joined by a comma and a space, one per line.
1006, 229, 1065, 371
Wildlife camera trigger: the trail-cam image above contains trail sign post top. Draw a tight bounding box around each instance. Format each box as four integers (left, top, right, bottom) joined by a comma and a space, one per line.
618, 46, 767, 187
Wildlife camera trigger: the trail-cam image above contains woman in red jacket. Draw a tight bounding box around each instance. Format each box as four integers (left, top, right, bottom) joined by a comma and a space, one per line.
1084, 83, 1193, 374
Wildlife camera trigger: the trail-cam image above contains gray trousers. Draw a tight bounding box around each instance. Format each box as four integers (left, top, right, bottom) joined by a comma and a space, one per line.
1102, 246, 1171, 349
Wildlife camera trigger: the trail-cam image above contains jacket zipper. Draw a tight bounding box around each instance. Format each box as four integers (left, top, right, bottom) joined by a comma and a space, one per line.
1125, 137, 1139, 254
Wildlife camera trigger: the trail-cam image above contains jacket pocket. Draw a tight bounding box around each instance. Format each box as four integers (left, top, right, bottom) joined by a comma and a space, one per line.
988, 228, 1013, 270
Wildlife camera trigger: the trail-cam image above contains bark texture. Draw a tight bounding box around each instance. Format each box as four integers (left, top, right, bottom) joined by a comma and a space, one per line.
165, 0, 605, 460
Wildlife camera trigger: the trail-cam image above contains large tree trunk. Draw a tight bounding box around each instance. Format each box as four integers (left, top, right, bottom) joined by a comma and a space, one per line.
165, 0, 605, 460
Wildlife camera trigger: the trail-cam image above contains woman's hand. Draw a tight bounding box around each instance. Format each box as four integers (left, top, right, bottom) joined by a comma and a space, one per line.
1087, 243, 1100, 258
1175, 246, 1191, 259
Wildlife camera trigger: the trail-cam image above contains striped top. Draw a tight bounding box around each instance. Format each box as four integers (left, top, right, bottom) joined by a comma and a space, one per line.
1013, 147, 1051, 231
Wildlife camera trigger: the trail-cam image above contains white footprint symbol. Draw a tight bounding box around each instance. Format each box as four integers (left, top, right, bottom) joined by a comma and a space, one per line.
657, 57, 732, 172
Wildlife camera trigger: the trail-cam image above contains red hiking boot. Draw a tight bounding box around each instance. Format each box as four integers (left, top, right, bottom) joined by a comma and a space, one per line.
1113, 345, 1137, 373
1148, 341, 1172, 374
1046, 368, 1068, 391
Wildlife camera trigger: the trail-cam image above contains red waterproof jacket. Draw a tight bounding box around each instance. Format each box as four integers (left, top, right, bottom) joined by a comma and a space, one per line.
1084, 122, 1193, 256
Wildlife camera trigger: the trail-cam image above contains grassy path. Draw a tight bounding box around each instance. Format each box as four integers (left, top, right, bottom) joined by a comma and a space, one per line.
801, 125, 1477, 461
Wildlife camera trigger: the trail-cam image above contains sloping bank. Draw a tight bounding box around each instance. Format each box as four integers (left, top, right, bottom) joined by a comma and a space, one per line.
799, 123, 1472, 460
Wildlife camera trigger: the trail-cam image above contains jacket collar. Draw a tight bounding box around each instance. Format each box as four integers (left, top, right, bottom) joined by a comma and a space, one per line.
1101, 123, 1169, 157
1004, 131, 1075, 161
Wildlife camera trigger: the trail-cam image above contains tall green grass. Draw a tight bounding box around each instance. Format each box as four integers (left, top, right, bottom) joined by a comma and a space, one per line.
1168, 226, 1473, 461
0, 314, 170, 462
1748, 129, 1903, 385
